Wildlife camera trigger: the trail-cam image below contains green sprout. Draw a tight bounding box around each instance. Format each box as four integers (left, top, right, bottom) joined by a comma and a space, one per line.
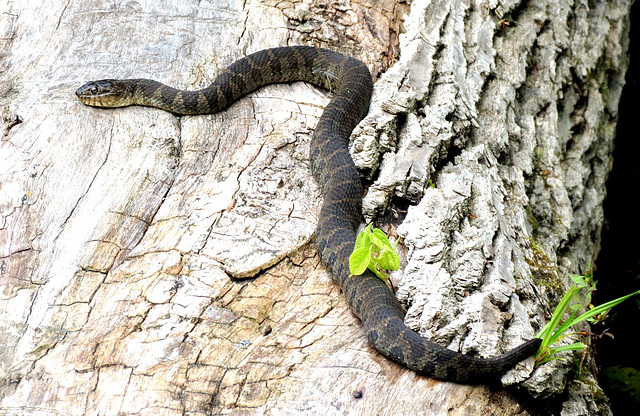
349, 224, 400, 282
535, 267, 640, 365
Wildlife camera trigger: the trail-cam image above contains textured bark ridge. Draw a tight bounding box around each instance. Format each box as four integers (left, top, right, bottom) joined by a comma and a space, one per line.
0, 0, 631, 415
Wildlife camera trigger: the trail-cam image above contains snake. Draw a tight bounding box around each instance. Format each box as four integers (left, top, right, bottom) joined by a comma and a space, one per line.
76, 46, 541, 383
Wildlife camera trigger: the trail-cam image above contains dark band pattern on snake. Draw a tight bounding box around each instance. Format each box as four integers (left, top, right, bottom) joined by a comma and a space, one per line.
77, 45, 541, 383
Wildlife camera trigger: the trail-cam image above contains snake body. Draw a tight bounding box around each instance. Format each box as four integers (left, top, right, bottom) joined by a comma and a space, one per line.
77, 46, 540, 383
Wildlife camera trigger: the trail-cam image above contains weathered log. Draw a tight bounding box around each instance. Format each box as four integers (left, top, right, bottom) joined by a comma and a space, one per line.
0, 0, 631, 414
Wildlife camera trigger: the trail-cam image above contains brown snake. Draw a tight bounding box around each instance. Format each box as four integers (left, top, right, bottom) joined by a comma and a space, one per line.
77, 46, 541, 383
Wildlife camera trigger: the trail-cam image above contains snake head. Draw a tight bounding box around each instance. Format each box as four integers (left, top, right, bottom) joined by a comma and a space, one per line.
76, 80, 135, 108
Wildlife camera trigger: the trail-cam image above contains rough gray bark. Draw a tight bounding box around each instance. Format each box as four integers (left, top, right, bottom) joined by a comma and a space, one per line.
0, 0, 631, 415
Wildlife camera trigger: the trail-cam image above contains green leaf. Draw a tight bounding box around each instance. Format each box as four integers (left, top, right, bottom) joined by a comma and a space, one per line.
535, 279, 640, 366
370, 228, 394, 251
566, 290, 640, 328
569, 274, 587, 288
349, 246, 371, 277
552, 342, 588, 353
536, 286, 578, 338
354, 226, 370, 250
377, 250, 400, 272
368, 263, 389, 282
536, 342, 588, 365
350, 224, 400, 283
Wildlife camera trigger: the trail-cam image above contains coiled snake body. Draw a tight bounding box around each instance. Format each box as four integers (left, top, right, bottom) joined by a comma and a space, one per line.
77, 46, 540, 383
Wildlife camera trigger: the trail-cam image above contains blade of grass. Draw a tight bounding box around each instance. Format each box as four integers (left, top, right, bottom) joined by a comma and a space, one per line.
536, 285, 580, 350
565, 289, 640, 328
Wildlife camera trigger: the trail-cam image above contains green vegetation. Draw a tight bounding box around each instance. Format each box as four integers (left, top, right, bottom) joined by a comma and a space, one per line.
349, 224, 400, 282
535, 266, 640, 365
601, 366, 640, 403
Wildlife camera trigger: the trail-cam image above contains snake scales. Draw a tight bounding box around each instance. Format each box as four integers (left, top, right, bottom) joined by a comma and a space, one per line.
77, 46, 541, 383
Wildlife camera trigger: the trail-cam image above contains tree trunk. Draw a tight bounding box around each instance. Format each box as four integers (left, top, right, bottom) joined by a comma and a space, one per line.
0, 0, 630, 415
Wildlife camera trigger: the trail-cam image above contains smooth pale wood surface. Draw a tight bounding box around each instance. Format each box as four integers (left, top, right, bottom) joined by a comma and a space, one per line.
0, 0, 631, 415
